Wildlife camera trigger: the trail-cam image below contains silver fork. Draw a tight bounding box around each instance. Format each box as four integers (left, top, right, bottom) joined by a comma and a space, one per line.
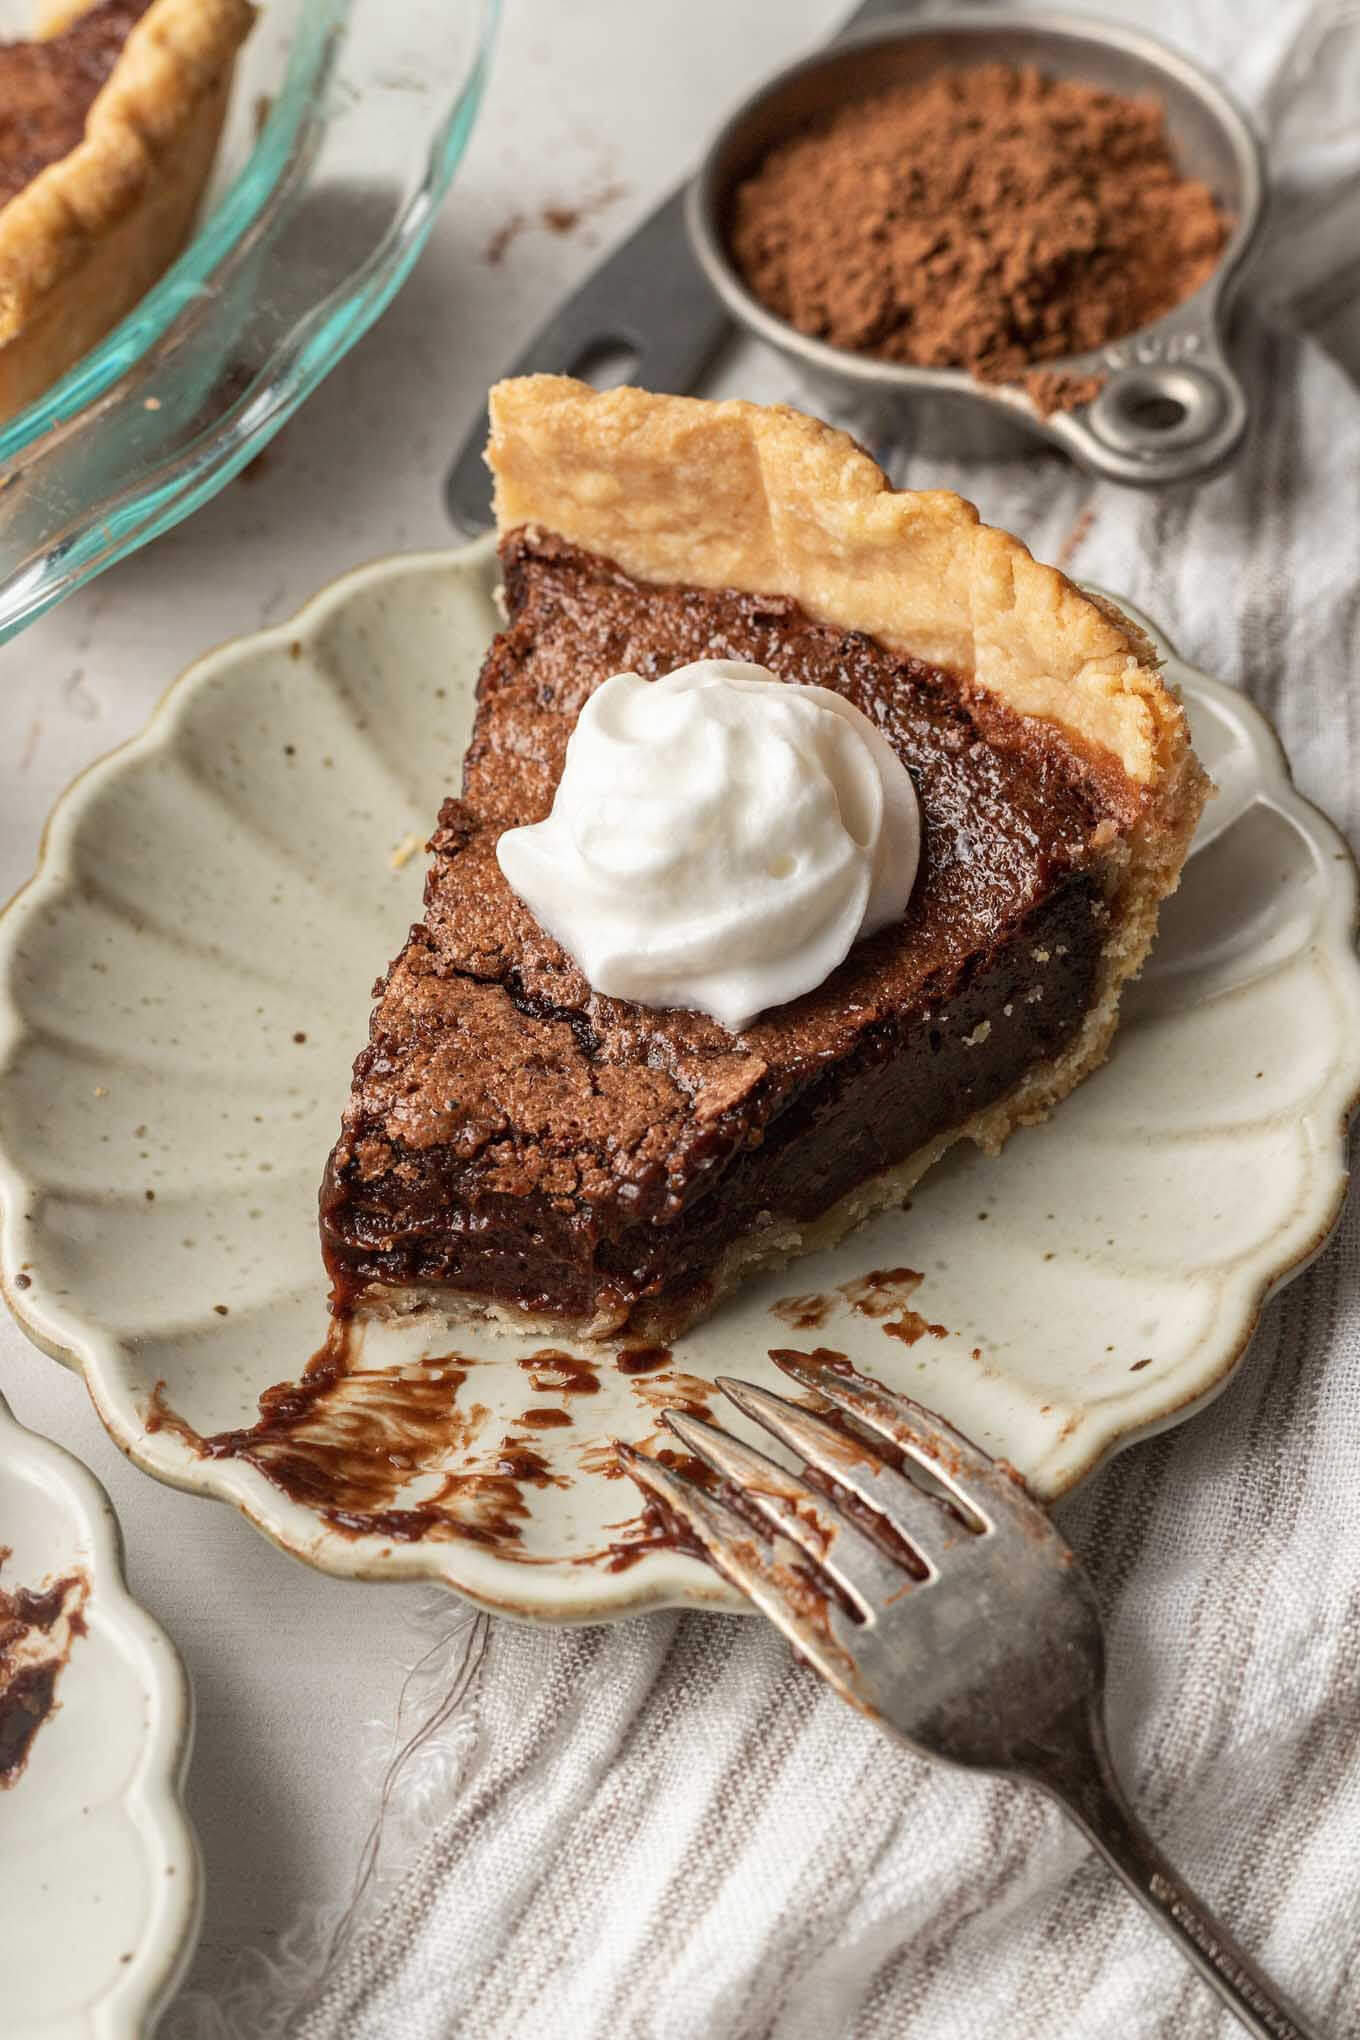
618, 1352, 1319, 2040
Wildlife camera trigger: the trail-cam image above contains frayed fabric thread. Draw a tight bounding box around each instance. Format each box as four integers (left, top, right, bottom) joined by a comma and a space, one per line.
163, 1598, 490, 2040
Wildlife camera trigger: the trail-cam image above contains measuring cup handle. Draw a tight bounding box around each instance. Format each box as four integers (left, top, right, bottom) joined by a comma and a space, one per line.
1049, 309, 1250, 487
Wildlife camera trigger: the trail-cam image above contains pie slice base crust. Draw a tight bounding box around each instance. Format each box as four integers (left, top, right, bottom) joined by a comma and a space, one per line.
321, 379, 1209, 1343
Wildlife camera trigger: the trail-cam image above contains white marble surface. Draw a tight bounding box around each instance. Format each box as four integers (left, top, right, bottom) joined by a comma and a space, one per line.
0, 0, 845, 2001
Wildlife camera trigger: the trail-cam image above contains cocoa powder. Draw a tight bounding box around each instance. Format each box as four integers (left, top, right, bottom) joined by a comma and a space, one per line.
1022, 368, 1107, 418
730, 64, 1229, 400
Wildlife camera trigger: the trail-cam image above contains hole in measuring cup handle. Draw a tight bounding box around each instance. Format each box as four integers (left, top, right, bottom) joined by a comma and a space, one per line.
1088, 363, 1233, 458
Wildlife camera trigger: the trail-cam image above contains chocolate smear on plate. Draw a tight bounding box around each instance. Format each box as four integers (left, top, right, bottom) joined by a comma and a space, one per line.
0, 1550, 89, 1787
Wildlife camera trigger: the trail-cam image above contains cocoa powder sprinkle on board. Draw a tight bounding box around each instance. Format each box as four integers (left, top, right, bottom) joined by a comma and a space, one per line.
730, 63, 1229, 401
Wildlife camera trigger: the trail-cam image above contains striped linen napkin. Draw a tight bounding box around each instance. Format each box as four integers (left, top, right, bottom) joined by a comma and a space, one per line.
167, 2, 1360, 2033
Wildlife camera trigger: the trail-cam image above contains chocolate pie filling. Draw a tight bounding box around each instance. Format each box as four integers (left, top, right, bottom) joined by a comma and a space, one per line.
320, 532, 1122, 1336
0, 0, 153, 206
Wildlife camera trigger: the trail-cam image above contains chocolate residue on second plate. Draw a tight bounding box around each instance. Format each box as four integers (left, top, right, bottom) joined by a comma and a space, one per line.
0, 1549, 89, 1788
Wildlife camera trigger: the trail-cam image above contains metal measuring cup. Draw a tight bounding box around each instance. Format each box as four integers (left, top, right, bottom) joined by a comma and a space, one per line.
687, 10, 1266, 487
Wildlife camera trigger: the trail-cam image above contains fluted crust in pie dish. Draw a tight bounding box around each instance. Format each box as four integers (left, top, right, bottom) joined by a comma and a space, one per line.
0, 0, 254, 416
489, 374, 1189, 792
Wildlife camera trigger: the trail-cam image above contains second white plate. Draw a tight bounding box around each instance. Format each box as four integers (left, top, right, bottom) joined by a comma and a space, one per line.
0, 1392, 198, 2038
1, 541, 1357, 1620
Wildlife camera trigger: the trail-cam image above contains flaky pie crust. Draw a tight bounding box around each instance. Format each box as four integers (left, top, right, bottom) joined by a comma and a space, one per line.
489, 374, 1191, 790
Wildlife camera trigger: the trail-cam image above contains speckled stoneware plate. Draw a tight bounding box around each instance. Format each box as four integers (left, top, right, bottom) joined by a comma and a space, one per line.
0, 1390, 198, 2037
1, 542, 1358, 1622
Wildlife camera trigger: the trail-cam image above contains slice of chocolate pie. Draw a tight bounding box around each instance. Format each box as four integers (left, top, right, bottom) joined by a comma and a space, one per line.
321, 376, 1208, 1341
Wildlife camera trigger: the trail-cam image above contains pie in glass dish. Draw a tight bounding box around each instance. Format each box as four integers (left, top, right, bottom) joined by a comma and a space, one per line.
320, 376, 1209, 1342
0, 0, 254, 422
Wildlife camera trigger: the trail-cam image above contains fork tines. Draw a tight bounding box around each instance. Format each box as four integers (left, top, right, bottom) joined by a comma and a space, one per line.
616, 1351, 1048, 1683
612, 1436, 867, 1691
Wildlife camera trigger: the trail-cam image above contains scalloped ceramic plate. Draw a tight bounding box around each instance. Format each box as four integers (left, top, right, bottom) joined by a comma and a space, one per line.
0, 1391, 197, 2037
1, 542, 1357, 1621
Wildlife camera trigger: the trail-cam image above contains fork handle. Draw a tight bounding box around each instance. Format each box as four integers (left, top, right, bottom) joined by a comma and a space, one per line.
1023, 1704, 1323, 2040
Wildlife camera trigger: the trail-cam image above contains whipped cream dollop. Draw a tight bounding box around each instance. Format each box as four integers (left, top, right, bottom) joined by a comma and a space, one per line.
495, 659, 920, 1034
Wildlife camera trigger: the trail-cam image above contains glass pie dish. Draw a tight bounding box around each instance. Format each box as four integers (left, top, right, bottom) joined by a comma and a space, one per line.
0, 0, 497, 646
